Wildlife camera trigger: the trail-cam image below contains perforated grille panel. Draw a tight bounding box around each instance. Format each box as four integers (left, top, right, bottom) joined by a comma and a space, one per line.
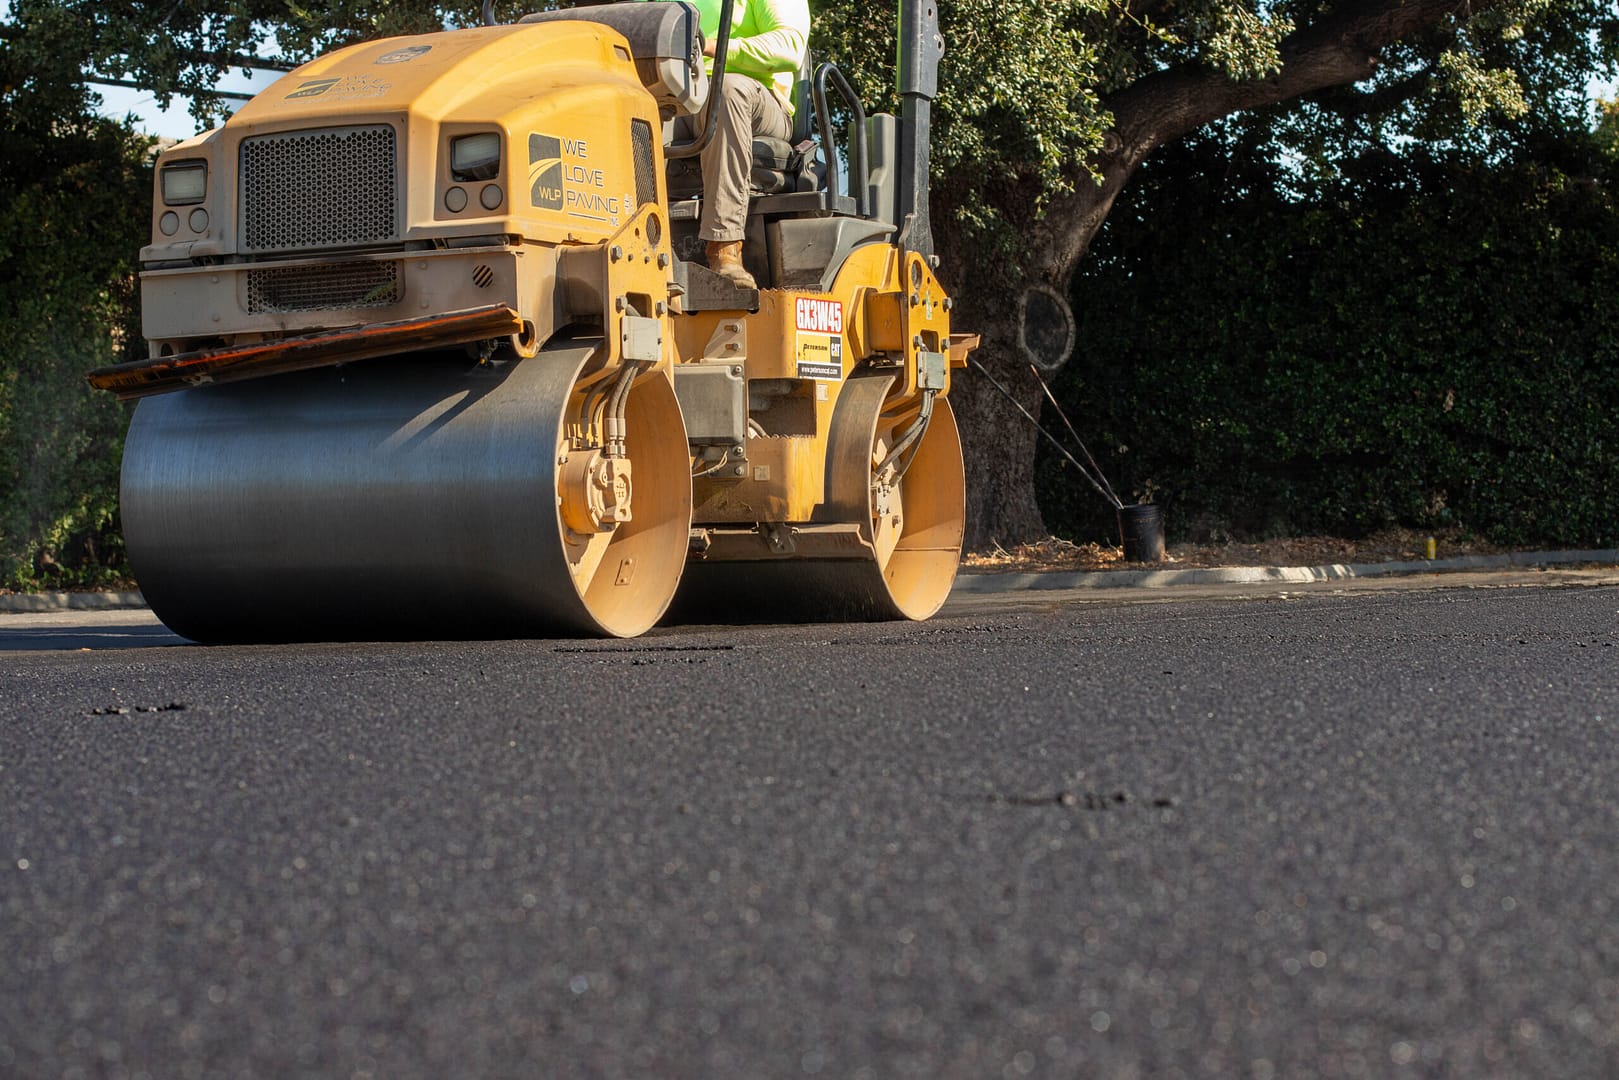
246, 261, 400, 314
631, 119, 657, 207
240, 126, 397, 252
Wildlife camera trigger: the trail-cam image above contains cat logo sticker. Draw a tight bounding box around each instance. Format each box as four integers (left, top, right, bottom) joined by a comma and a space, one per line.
376, 45, 432, 65
528, 134, 564, 210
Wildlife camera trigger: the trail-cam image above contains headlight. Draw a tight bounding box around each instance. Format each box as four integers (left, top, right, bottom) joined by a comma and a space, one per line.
160, 162, 208, 205
451, 133, 502, 182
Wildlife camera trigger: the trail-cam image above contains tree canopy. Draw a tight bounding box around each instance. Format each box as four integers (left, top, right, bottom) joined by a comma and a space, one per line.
816, 0, 1619, 543
0, 24, 150, 587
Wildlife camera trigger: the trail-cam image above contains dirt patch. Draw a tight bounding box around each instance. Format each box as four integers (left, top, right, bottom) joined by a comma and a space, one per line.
962, 527, 1524, 574
0, 578, 138, 597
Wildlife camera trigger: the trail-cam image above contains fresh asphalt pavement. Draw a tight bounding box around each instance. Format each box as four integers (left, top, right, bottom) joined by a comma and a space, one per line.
2, 572, 1618, 1078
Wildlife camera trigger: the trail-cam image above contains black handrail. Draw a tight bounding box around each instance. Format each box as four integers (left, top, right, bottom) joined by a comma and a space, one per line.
665, 0, 735, 160
810, 62, 869, 219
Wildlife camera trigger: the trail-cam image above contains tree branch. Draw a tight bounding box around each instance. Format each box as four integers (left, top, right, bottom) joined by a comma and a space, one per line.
1307, 64, 1438, 120
1035, 0, 1504, 281
0, 26, 296, 73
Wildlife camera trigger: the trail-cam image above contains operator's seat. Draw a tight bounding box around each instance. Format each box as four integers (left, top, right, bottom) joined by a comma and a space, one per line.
664, 57, 823, 199
520, 2, 889, 295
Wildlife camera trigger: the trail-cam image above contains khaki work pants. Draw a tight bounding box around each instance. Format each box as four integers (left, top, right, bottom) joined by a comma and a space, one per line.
676, 76, 793, 242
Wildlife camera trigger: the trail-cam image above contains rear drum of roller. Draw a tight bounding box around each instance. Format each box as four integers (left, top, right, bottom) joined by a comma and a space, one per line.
670, 386, 965, 625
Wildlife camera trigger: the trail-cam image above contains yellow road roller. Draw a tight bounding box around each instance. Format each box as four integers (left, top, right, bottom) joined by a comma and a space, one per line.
88, 0, 974, 640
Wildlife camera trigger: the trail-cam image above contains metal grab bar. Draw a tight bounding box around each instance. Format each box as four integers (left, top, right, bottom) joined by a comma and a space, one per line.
811, 62, 869, 219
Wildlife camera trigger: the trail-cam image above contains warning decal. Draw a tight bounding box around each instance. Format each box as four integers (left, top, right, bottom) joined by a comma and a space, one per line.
794, 297, 844, 380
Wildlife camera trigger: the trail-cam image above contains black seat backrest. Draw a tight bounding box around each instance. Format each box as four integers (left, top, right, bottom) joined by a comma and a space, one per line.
790, 53, 814, 145
520, 2, 707, 117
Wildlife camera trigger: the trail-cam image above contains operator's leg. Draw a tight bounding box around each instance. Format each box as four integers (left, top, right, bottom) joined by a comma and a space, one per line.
698, 77, 792, 288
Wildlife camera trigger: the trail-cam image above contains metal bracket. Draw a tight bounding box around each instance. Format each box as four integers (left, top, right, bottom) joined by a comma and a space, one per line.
760, 523, 797, 554
672, 360, 747, 446
702, 318, 747, 361
620, 315, 662, 363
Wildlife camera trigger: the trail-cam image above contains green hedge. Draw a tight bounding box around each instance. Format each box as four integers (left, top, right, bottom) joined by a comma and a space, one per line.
1043, 136, 1619, 548
0, 93, 151, 590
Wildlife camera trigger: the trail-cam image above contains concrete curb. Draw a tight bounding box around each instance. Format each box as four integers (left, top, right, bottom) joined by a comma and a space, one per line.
1, 550, 1613, 612
0, 591, 147, 613
950, 549, 1619, 593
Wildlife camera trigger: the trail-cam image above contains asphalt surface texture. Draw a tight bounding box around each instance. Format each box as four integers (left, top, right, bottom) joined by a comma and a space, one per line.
3, 572, 1618, 1079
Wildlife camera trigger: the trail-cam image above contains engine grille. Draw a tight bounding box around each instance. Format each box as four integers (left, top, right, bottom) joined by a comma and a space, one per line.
631, 119, 657, 208
239, 126, 398, 252
246, 261, 400, 314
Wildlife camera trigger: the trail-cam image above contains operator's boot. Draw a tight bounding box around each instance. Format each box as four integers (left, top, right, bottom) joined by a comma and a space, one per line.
705, 240, 757, 290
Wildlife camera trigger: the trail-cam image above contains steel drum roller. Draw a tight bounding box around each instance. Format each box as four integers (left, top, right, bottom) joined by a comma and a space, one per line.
669, 375, 965, 624
121, 342, 691, 641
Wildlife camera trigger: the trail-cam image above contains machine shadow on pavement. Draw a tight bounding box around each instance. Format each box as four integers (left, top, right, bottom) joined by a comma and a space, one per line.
0, 613, 189, 652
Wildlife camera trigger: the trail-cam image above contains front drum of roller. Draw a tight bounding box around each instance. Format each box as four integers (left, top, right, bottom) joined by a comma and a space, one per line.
120, 343, 691, 641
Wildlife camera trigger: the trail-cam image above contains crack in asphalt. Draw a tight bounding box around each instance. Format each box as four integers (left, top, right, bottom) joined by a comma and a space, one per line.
978, 789, 1177, 810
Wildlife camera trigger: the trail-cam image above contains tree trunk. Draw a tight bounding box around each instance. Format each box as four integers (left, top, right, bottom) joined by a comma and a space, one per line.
948, 0, 1499, 551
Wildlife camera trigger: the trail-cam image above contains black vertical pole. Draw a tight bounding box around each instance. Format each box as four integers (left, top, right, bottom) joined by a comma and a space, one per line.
896, 0, 943, 260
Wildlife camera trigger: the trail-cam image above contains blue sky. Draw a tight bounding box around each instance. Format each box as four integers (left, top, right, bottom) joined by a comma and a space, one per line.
97, 72, 269, 141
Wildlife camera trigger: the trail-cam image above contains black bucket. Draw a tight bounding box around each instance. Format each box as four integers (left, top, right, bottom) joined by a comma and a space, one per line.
1117, 503, 1165, 562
